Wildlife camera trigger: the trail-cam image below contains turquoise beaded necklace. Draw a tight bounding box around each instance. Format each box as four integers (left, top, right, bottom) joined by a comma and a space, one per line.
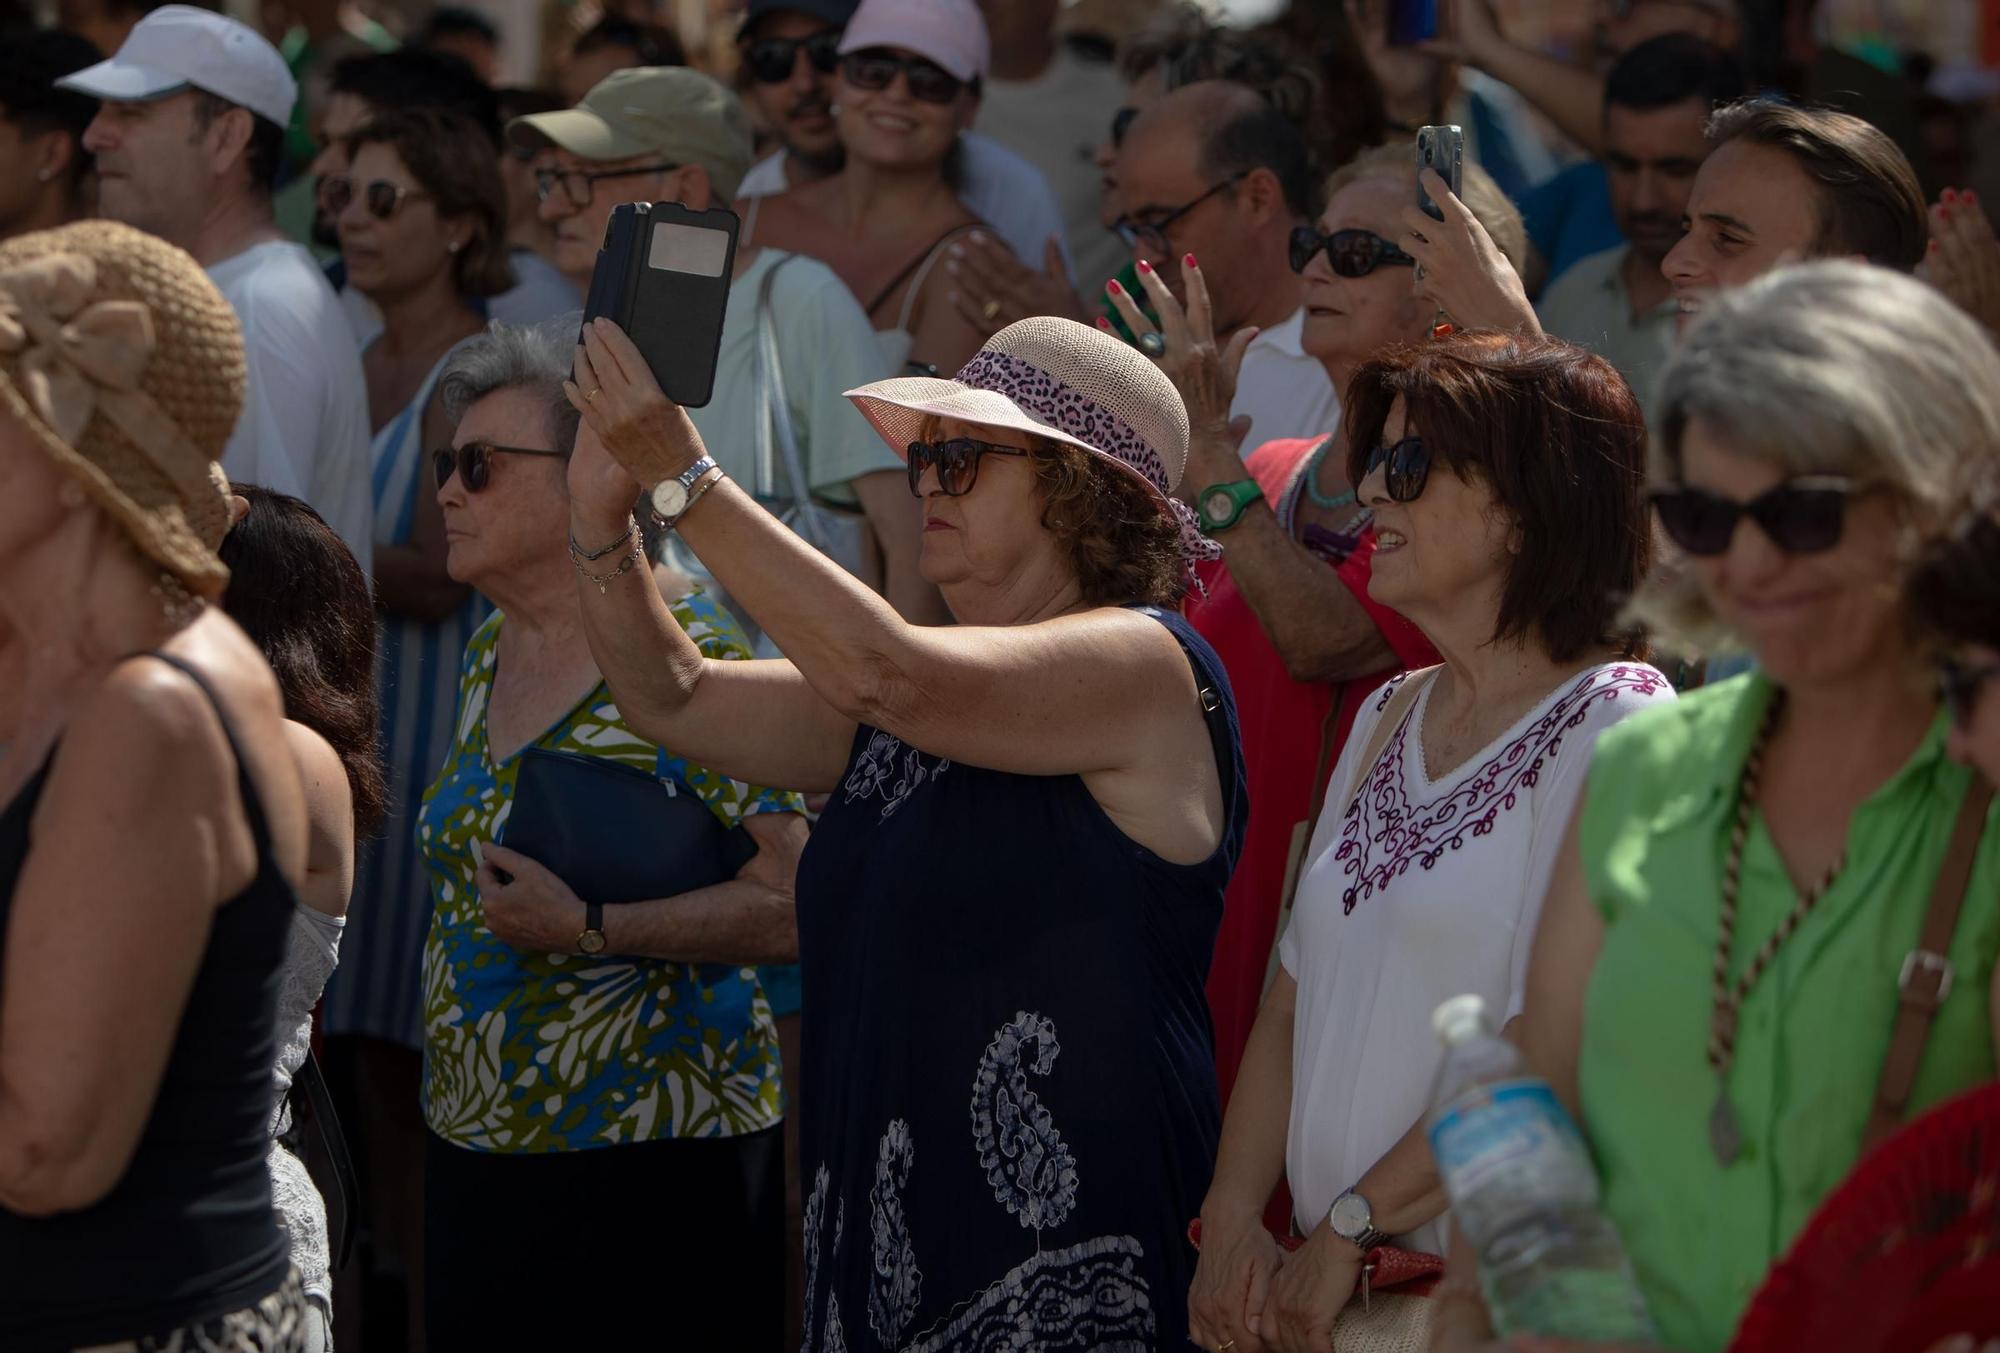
1301, 435, 1356, 511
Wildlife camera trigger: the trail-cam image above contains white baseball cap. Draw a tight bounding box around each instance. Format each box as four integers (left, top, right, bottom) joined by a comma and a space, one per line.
58, 5, 297, 128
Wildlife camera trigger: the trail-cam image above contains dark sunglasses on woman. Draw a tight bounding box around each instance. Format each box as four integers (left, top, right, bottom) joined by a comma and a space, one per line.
1938, 654, 2000, 728
323, 176, 427, 221
906, 437, 1029, 498
743, 30, 841, 83
433, 442, 567, 492
1289, 226, 1417, 278
1361, 435, 1432, 502
841, 48, 970, 104
1649, 476, 1861, 557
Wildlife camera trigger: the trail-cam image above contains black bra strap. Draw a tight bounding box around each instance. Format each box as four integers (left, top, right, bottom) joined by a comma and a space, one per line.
139, 652, 277, 859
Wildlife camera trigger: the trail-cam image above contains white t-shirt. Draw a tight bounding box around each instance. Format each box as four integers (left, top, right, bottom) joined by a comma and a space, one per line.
738, 135, 1074, 278
207, 240, 374, 574
974, 46, 1128, 293
1279, 662, 1674, 1253
1232, 307, 1342, 447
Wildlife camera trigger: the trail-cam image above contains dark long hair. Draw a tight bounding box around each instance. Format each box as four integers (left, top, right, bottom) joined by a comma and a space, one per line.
219, 485, 387, 836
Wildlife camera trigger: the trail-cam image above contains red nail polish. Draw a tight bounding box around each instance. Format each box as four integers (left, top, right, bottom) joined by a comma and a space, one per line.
1095, 316, 1112, 330
1945, 188, 1958, 203
1969, 191, 1980, 204
1107, 278, 1124, 295
1136, 259, 1153, 274
1184, 253, 1198, 269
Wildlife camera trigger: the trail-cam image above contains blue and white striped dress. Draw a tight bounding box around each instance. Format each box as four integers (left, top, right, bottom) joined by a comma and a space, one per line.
322, 353, 491, 1047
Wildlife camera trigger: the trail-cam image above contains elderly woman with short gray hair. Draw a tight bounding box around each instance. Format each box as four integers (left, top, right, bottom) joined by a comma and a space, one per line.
410, 322, 807, 1350
1435, 262, 2000, 1353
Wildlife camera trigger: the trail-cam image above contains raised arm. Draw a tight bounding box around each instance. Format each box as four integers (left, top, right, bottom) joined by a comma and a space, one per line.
1428, 0, 1610, 154
567, 322, 1216, 788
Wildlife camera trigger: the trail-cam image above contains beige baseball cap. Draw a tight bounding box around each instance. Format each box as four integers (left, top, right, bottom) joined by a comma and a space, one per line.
507, 66, 754, 202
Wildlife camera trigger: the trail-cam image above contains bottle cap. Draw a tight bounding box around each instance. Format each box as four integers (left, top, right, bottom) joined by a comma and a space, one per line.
1432, 993, 1489, 1045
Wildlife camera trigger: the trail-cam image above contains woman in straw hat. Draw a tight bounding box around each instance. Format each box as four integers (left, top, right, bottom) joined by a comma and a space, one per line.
0, 222, 314, 1345
565, 311, 1246, 1351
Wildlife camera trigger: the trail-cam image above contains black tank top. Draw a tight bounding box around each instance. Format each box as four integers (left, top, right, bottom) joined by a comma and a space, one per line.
0, 654, 294, 1347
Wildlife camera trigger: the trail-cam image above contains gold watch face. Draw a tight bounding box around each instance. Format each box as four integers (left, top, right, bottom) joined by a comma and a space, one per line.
577, 929, 607, 955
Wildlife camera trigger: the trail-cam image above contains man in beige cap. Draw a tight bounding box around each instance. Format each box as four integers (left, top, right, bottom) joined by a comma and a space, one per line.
509, 67, 940, 632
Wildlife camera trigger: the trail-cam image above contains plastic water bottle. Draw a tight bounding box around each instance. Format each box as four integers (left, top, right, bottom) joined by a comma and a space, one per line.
1424, 994, 1656, 1343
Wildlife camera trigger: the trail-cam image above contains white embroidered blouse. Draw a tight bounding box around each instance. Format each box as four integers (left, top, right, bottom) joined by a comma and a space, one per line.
1278, 662, 1674, 1252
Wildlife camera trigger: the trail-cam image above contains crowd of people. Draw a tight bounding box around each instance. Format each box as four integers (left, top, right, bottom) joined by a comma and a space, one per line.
0, 0, 1995, 1351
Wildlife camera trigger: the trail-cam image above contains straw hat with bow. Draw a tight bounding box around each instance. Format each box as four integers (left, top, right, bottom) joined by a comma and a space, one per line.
0, 220, 245, 598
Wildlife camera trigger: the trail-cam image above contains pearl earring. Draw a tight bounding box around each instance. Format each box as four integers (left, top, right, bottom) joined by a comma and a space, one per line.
36, 168, 55, 183
448, 240, 462, 254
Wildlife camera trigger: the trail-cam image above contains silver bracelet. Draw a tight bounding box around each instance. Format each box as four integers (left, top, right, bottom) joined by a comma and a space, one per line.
569, 516, 637, 563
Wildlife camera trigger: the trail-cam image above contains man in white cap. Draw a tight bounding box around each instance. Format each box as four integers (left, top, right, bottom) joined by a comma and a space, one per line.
62, 4, 373, 571
510, 67, 940, 631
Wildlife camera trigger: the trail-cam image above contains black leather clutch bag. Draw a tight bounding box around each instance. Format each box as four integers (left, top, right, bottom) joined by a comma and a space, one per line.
501, 748, 757, 905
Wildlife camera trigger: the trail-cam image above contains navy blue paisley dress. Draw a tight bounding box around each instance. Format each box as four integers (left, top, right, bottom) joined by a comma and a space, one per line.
793, 607, 1246, 1353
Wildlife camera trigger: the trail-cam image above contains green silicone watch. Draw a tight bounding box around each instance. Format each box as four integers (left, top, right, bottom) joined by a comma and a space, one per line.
1196, 479, 1265, 534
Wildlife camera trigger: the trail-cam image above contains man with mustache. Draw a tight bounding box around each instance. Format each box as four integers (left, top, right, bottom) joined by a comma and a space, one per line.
1537, 32, 1743, 417
732, 0, 1069, 278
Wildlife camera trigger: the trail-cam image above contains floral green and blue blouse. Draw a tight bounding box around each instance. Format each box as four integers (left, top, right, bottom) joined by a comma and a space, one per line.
419, 599, 802, 1154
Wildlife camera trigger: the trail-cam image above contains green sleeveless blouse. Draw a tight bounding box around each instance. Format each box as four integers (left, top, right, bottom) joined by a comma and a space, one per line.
1576, 673, 1997, 1352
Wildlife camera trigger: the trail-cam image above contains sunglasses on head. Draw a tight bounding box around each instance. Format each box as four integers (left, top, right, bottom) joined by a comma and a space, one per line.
433, 442, 567, 492
1290, 226, 1417, 278
1939, 654, 2000, 729
1649, 476, 1861, 557
906, 437, 1029, 498
743, 30, 842, 83
1362, 435, 1432, 502
841, 48, 971, 105
323, 176, 428, 221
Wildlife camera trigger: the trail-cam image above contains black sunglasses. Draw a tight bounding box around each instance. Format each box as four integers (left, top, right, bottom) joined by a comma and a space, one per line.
324, 176, 427, 221
533, 161, 678, 208
1362, 435, 1432, 503
1290, 226, 1417, 278
1938, 655, 2000, 729
841, 48, 971, 105
906, 437, 1029, 497
1649, 477, 1861, 557
1109, 104, 1139, 148
433, 442, 567, 492
743, 30, 842, 83
1112, 172, 1248, 256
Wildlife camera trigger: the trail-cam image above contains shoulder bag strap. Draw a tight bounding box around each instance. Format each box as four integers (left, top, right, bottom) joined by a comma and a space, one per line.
1864, 775, 1995, 1152
291, 1048, 361, 1269
755, 255, 827, 547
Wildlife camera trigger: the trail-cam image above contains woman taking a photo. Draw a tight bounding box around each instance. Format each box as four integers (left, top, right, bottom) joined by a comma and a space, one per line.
1185, 329, 1672, 1353
0, 223, 312, 1344
565, 311, 1246, 1352
1438, 263, 2000, 1353
220, 485, 385, 1351
743, 0, 1013, 375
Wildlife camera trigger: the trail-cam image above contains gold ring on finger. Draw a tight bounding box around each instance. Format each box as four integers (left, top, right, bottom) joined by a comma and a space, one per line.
1217, 1342, 1236, 1352
981, 298, 1000, 322
587, 388, 602, 402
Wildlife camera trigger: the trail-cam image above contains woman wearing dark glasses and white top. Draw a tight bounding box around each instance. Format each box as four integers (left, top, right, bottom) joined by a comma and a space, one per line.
1182, 329, 1671, 1353
737, 0, 1018, 376
321, 109, 512, 1077
1435, 264, 2000, 1353
1101, 142, 1526, 1143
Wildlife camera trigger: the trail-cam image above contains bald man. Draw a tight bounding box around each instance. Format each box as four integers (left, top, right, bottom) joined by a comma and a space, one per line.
1113, 80, 1339, 445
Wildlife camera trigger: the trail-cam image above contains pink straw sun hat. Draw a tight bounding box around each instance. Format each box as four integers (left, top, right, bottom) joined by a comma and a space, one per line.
843, 316, 1218, 580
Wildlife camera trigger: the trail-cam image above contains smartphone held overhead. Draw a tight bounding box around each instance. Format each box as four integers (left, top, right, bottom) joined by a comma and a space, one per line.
580, 201, 739, 409
1388, 0, 1439, 45
1417, 124, 1464, 222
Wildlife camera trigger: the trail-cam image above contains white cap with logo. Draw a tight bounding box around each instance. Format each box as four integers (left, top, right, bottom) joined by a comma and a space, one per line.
57, 4, 297, 128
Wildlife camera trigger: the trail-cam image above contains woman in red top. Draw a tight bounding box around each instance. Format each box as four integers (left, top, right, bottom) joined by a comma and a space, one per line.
1108, 142, 1529, 1115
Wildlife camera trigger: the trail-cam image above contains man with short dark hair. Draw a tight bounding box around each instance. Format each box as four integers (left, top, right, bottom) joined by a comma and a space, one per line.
1665, 98, 1929, 315
1538, 34, 1744, 413
63, 4, 372, 569
0, 30, 100, 242
1113, 80, 1337, 445
557, 16, 685, 105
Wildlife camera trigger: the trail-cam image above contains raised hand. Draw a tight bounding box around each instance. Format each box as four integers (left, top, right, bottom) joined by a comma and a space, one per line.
565, 317, 712, 493
1399, 168, 1540, 336
1923, 188, 2000, 339
1101, 253, 1255, 441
